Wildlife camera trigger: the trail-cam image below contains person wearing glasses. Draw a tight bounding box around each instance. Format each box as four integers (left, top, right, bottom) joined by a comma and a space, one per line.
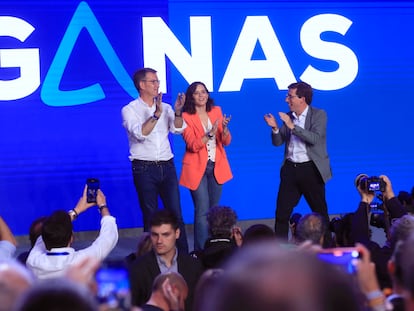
121, 67, 189, 254
264, 81, 332, 245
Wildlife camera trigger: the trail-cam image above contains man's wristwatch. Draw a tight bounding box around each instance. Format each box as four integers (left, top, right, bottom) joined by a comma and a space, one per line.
98, 204, 108, 213
68, 209, 78, 220
207, 132, 214, 139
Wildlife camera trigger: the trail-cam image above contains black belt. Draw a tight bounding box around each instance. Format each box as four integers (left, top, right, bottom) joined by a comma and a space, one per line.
285, 160, 313, 167
133, 158, 173, 165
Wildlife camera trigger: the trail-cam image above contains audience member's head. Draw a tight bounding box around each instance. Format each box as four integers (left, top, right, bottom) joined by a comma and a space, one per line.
136, 232, 152, 257
41, 210, 73, 250
329, 213, 355, 247
13, 278, 98, 311
388, 214, 414, 250
295, 212, 327, 245
289, 213, 302, 240
242, 224, 275, 246
388, 240, 405, 291
206, 206, 237, 239
28, 216, 47, 247
398, 190, 414, 213
197, 241, 362, 311
0, 259, 35, 311
193, 269, 224, 310
149, 209, 180, 256
147, 272, 188, 311
399, 232, 414, 310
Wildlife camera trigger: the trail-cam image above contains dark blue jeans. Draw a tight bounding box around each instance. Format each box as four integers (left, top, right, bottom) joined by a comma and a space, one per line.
190, 160, 223, 251
132, 159, 189, 253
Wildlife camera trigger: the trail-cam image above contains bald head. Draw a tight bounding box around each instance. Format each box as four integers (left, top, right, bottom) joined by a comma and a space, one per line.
149, 272, 188, 311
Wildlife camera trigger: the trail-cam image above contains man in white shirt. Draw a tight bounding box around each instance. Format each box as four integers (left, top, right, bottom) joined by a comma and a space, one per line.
121, 67, 189, 253
264, 81, 332, 243
26, 186, 118, 279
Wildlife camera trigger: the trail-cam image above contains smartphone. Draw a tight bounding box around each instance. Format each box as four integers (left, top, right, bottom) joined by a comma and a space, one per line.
317, 247, 361, 274
86, 178, 100, 203
95, 262, 131, 310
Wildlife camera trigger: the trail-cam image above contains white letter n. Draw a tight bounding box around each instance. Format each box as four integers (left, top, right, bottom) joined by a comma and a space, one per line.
143, 16, 213, 93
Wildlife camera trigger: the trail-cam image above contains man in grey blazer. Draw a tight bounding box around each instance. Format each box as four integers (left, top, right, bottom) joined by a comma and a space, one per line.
264, 81, 332, 242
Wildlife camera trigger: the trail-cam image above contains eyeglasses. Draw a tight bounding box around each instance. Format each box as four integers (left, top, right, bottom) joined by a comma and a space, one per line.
286, 94, 299, 99
142, 79, 160, 85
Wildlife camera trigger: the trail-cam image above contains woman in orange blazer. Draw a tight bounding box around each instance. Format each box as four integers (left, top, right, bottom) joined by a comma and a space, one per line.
179, 81, 233, 251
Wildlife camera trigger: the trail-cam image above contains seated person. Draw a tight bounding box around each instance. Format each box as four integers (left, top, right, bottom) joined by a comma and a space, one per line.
195, 206, 242, 269
17, 216, 47, 264
128, 209, 203, 311
241, 223, 275, 246
139, 272, 188, 311
295, 212, 328, 246
125, 232, 152, 265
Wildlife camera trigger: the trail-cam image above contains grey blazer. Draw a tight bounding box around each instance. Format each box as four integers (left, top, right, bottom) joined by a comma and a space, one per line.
271, 105, 332, 183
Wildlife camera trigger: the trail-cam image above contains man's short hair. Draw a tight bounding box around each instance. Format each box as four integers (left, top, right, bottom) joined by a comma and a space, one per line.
389, 214, 414, 250
288, 81, 313, 105
152, 271, 188, 292
13, 278, 98, 311
149, 209, 179, 231
133, 68, 157, 92
242, 224, 275, 246
295, 212, 327, 245
206, 206, 237, 238
41, 210, 73, 250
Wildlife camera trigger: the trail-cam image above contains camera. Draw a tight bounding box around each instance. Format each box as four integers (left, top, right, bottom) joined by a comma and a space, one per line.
355, 174, 386, 192
86, 178, 100, 203
369, 202, 387, 229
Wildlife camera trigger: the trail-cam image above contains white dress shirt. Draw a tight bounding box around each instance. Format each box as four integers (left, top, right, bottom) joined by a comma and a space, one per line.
121, 97, 187, 161
287, 106, 311, 163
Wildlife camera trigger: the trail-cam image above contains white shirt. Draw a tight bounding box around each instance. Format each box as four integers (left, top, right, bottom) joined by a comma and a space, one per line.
0, 240, 16, 260
287, 106, 310, 163
26, 215, 118, 279
203, 118, 216, 162
121, 97, 187, 161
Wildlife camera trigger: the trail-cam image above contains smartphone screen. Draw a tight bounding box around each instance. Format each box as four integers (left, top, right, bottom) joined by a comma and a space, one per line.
95, 263, 131, 310
317, 248, 360, 274
86, 178, 100, 203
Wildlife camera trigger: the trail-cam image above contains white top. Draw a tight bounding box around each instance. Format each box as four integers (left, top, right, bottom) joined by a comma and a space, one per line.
26, 215, 118, 279
0, 240, 16, 260
203, 118, 216, 162
287, 105, 311, 163
121, 97, 187, 161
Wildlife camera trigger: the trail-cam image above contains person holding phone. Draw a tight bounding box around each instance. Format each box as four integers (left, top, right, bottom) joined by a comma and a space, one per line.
121, 67, 189, 254
179, 82, 233, 251
26, 185, 118, 279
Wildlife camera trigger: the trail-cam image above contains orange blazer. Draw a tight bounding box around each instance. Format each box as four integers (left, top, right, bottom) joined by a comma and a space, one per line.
179, 106, 233, 190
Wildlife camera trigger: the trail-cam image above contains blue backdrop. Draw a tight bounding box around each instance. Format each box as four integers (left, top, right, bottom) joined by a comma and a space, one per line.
1, 0, 413, 234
